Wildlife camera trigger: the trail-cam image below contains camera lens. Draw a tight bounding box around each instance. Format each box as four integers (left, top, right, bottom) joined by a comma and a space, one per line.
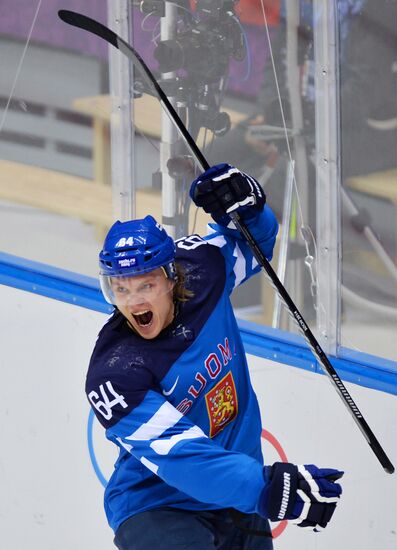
154, 40, 184, 73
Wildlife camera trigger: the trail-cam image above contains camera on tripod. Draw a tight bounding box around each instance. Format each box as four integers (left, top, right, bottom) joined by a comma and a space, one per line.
152, 0, 245, 82
138, 1, 246, 137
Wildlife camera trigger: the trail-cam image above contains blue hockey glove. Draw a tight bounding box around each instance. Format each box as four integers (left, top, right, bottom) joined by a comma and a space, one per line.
190, 163, 266, 225
260, 462, 343, 531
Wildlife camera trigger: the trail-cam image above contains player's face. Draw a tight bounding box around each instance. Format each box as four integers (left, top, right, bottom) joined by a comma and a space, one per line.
111, 268, 175, 339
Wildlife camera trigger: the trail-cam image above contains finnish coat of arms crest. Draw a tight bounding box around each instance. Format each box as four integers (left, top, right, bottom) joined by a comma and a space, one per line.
205, 371, 238, 437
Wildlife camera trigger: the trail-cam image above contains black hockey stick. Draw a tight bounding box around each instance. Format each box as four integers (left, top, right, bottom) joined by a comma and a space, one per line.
58, 10, 394, 474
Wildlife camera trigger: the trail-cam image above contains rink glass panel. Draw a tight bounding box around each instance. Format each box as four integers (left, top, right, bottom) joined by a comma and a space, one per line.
338, 1, 397, 361
0, 0, 110, 277
128, 2, 397, 361
2, 1, 397, 362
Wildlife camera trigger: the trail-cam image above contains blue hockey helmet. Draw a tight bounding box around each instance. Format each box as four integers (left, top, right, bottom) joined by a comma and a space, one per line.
99, 216, 177, 304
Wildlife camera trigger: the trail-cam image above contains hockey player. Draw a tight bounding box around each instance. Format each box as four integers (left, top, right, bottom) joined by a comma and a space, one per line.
86, 164, 343, 550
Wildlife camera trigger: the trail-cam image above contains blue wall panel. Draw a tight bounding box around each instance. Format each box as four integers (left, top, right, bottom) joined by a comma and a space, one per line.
1, 251, 396, 395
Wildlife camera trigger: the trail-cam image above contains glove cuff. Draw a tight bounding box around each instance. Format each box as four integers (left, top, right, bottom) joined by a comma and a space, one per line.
259, 463, 298, 521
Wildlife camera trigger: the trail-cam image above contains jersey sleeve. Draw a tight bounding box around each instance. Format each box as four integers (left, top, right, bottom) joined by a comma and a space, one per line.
94, 372, 266, 514
203, 205, 279, 293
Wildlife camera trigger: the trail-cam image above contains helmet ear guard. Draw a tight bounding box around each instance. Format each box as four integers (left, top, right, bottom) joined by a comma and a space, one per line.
162, 261, 178, 283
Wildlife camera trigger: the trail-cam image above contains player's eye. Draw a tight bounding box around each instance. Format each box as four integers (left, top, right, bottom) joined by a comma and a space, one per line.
115, 285, 129, 294
141, 283, 153, 292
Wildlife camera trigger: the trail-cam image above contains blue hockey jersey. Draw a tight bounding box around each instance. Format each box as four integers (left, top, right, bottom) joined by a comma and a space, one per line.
86, 206, 279, 532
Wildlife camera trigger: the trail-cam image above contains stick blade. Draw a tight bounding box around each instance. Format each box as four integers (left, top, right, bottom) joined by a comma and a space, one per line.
58, 10, 118, 48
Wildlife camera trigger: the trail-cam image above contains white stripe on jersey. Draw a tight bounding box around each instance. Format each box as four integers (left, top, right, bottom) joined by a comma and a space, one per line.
116, 437, 133, 452
150, 426, 207, 456
125, 401, 183, 442
206, 233, 227, 249
206, 226, 248, 289
141, 456, 159, 475
232, 242, 247, 287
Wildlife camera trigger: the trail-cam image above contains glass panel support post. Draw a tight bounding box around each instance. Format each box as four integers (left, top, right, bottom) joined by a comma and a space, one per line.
107, 0, 135, 222
160, 3, 178, 239
313, 0, 341, 355
284, 0, 309, 318
273, 160, 295, 329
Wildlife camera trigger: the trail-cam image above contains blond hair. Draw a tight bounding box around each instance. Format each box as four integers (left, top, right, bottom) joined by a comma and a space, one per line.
173, 263, 194, 303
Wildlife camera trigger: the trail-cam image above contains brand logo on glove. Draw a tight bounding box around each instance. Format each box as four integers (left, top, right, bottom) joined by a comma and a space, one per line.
205, 371, 238, 437
278, 472, 291, 520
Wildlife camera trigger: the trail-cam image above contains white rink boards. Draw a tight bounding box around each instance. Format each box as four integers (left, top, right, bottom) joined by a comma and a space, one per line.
1, 283, 396, 549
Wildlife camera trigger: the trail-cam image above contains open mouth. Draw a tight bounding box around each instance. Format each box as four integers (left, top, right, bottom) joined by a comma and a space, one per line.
132, 310, 153, 327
